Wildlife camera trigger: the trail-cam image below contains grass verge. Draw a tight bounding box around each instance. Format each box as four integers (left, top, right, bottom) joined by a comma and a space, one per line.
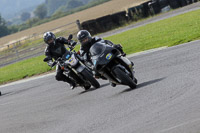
0, 9, 200, 85
105, 9, 200, 54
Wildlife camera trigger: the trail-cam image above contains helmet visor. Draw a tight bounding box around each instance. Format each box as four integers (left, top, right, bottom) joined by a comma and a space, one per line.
47, 38, 54, 44
81, 38, 89, 44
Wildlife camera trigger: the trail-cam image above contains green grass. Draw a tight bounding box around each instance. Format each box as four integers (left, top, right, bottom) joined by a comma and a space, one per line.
0, 9, 200, 85
105, 9, 200, 54
0, 55, 52, 84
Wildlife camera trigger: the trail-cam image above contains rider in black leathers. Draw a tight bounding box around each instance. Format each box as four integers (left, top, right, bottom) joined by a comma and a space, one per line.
77, 30, 128, 86
43, 31, 76, 89
77, 30, 126, 66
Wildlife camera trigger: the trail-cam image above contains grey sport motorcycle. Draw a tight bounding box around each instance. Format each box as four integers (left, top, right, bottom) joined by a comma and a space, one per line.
89, 41, 137, 89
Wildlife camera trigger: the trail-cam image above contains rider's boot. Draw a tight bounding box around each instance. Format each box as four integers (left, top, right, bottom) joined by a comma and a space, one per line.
63, 77, 76, 90
68, 79, 76, 90
110, 82, 116, 87
69, 81, 76, 90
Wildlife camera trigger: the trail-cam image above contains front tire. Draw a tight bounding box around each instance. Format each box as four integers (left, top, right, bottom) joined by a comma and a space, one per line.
84, 84, 91, 90
113, 67, 136, 89
82, 69, 100, 88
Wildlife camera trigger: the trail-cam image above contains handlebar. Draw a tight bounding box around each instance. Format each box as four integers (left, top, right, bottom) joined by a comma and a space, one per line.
51, 57, 63, 68
68, 40, 77, 51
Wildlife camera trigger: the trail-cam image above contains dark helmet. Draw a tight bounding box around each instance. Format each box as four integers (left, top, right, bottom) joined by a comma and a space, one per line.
77, 30, 92, 46
43, 32, 56, 46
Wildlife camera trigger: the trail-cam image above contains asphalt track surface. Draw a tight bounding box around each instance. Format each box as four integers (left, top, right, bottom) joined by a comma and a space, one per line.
1, 3, 200, 133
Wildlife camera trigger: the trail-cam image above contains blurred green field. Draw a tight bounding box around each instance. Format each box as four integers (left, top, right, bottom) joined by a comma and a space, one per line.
106, 9, 200, 54
0, 9, 200, 85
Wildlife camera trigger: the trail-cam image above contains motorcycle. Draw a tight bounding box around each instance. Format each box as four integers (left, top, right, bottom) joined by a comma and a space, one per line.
44, 35, 100, 90
89, 41, 137, 89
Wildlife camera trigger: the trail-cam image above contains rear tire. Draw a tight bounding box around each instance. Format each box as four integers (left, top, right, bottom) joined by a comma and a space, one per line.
113, 67, 136, 89
82, 69, 100, 88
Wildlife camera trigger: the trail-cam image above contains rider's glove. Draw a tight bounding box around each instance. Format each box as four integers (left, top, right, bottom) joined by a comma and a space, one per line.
72, 41, 77, 47
116, 44, 123, 49
48, 60, 56, 68
68, 40, 77, 48
114, 44, 126, 56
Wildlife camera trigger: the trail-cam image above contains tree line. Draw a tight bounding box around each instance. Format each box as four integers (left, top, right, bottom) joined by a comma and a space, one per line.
0, 0, 110, 38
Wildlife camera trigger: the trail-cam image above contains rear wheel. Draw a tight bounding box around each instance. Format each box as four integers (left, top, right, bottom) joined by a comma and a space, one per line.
113, 67, 136, 89
82, 69, 100, 88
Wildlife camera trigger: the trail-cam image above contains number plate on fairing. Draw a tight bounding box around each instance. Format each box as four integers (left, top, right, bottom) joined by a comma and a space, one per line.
106, 53, 112, 60
65, 54, 78, 66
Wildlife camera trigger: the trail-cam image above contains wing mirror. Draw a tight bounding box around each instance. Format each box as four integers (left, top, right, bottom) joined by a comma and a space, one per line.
68, 34, 73, 40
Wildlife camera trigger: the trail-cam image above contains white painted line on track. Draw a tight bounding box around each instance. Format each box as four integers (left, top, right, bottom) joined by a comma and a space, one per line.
0, 102, 13, 106
160, 118, 200, 133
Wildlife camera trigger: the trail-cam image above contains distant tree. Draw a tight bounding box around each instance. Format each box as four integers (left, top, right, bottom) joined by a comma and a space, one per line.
45, 0, 68, 16
26, 17, 40, 27
34, 4, 47, 19
0, 14, 9, 37
21, 12, 31, 21
67, 0, 84, 10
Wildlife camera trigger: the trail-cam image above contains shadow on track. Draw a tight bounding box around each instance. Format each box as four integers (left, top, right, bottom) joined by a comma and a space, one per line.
78, 83, 110, 94
0, 92, 12, 97
118, 77, 166, 94
0, 85, 41, 98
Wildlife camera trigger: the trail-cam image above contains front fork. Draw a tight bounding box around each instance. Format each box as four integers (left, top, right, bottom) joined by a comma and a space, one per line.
119, 56, 135, 77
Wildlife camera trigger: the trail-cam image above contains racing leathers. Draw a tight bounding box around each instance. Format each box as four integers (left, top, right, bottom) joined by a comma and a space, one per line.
44, 37, 76, 88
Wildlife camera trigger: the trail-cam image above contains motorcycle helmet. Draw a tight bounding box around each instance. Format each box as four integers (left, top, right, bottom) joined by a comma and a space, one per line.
43, 32, 56, 46
77, 30, 92, 46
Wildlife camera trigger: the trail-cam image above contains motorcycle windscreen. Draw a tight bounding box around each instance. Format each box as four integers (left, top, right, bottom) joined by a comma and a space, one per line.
90, 42, 114, 68
90, 42, 106, 57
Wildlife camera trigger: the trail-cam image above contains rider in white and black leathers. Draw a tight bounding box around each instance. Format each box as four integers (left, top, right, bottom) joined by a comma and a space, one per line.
77, 30, 128, 85
43, 32, 76, 89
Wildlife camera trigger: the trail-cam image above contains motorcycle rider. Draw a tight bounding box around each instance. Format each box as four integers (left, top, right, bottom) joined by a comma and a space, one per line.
77, 30, 128, 87
43, 31, 76, 89
77, 30, 126, 65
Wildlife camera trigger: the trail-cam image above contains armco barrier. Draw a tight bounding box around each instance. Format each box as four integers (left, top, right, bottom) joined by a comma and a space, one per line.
110, 11, 128, 26
127, 7, 137, 21
159, 0, 169, 9
148, 1, 161, 14
185, 0, 193, 4
177, 0, 187, 6
141, 1, 152, 17
81, 0, 200, 35
81, 11, 128, 35
128, 5, 147, 21
95, 15, 114, 32
81, 19, 100, 35
168, 0, 181, 9
134, 5, 146, 18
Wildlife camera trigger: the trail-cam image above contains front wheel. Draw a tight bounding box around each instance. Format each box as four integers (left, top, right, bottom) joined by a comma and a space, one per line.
113, 67, 136, 89
83, 84, 91, 90
81, 69, 100, 88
